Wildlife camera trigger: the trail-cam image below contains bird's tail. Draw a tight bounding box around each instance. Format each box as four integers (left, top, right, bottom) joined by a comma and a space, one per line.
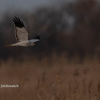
4, 45, 10, 47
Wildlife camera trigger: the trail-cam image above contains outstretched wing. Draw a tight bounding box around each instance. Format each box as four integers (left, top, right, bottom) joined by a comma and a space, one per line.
13, 17, 28, 42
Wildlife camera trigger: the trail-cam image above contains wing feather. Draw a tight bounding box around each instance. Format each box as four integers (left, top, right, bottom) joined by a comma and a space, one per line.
13, 17, 28, 42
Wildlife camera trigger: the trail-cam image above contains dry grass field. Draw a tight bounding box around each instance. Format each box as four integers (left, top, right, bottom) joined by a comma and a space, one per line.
0, 55, 100, 100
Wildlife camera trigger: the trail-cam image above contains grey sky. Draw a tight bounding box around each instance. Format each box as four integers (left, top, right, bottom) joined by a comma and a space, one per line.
0, 0, 77, 20
0, 0, 99, 14
0, 0, 99, 20
0, 0, 76, 14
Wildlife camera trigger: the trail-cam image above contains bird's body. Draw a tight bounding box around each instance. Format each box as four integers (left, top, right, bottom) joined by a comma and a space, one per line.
5, 17, 40, 47
7, 39, 39, 47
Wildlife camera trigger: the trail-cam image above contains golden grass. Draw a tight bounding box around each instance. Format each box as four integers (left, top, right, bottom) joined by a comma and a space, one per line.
0, 55, 100, 100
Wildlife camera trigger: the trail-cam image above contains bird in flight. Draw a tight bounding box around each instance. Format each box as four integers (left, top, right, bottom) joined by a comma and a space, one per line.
5, 16, 40, 47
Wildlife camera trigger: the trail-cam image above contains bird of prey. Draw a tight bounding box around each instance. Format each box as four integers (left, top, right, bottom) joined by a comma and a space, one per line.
5, 17, 40, 47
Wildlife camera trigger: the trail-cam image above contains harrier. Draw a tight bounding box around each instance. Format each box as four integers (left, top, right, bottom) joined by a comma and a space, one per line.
5, 17, 40, 47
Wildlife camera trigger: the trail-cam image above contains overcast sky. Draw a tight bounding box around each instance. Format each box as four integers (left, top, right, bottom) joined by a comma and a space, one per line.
0, 0, 99, 19
0, 0, 76, 15
0, 0, 100, 14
